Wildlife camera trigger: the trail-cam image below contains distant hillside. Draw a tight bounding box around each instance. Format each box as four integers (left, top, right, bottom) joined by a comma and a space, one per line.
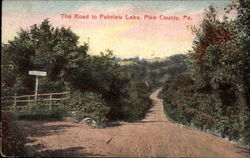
120, 54, 188, 89
118, 57, 168, 65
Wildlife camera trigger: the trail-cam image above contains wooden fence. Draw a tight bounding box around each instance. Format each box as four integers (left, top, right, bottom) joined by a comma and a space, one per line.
1, 91, 70, 110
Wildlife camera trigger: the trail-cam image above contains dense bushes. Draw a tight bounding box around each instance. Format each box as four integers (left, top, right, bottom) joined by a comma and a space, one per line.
163, 73, 245, 140
11, 87, 151, 122
162, 74, 217, 130
67, 91, 110, 122
12, 92, 110, 122
120, 81, 152, 121
162, 1, 250, 145
13, 101, 69, 121
1, 19, 153, 122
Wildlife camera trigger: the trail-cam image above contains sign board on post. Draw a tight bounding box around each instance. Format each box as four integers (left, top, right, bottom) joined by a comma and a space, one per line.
29, 70, 47, 101
29, 70, 47, 76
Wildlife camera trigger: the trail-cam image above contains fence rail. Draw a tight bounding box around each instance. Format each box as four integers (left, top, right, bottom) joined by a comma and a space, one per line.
1, 91, 70, 110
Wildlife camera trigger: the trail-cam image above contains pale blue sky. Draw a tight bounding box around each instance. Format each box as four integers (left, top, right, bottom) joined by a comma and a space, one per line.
3, 0, 232, 15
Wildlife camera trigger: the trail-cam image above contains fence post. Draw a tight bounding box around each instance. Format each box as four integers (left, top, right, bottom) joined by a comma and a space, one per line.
13, 92, 17, 111
49, 94, 52, 110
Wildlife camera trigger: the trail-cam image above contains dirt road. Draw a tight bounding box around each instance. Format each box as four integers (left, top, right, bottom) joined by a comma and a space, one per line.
17, 88, 249, 157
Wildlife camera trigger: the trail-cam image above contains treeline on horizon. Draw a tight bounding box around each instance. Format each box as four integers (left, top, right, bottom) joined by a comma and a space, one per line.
161, 0, 250, 145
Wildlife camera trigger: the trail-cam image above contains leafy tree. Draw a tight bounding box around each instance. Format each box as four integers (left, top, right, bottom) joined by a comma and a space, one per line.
162, 0, 250, 144
188, 2, 250, 142
1, 19, 153, 121
1, 19, 127, 100
1, 19, 86, 95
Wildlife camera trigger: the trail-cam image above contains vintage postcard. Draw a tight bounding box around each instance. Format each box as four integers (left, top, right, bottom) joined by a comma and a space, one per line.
1, 0, 250, 157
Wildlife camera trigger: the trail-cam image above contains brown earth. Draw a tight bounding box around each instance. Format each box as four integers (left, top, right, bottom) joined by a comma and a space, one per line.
16, 88, 250, 157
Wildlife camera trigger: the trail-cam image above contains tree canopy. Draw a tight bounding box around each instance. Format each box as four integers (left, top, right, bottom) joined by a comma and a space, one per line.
1, 19, 128, 99
1, 19, 152, 121
162, 0, 250, 145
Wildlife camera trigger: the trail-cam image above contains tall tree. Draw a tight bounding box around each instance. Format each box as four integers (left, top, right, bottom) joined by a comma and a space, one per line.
1, 19, 87, 94
188, 1, 250, 143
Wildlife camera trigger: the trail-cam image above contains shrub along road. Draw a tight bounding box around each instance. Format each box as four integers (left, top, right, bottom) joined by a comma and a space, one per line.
17, 88, 249, 157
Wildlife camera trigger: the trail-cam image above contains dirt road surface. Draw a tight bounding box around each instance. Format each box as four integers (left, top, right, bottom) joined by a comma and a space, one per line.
16, 88, 250, 157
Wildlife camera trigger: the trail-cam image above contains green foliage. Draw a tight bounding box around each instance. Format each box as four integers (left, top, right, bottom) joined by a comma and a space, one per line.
163, 74, 215, 129
67, 91, 110, 122
162, 1, 250, 145
14, 101, 69, 120
1, 19, 155, 122
12, 92, 111, 123
115, 55, 188, 121
1, 19, 85, 95
120, 80, 152, 121
121, 54, 188, 89
1, 19, 128, 121
65, 51, 129, 104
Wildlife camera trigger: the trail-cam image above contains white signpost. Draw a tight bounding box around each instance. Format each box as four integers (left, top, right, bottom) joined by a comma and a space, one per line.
29, 71, 47, 101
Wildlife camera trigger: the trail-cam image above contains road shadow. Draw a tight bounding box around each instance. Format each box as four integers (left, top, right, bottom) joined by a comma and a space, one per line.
16, 121, 105, 157
144, 109, 156, 117
122, 120, 168, 126
16, 121, 78, 137
32, 124, 77, 137
32, 146, 104, 157
97, 121, 121, 128
136, 120, 168, 123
